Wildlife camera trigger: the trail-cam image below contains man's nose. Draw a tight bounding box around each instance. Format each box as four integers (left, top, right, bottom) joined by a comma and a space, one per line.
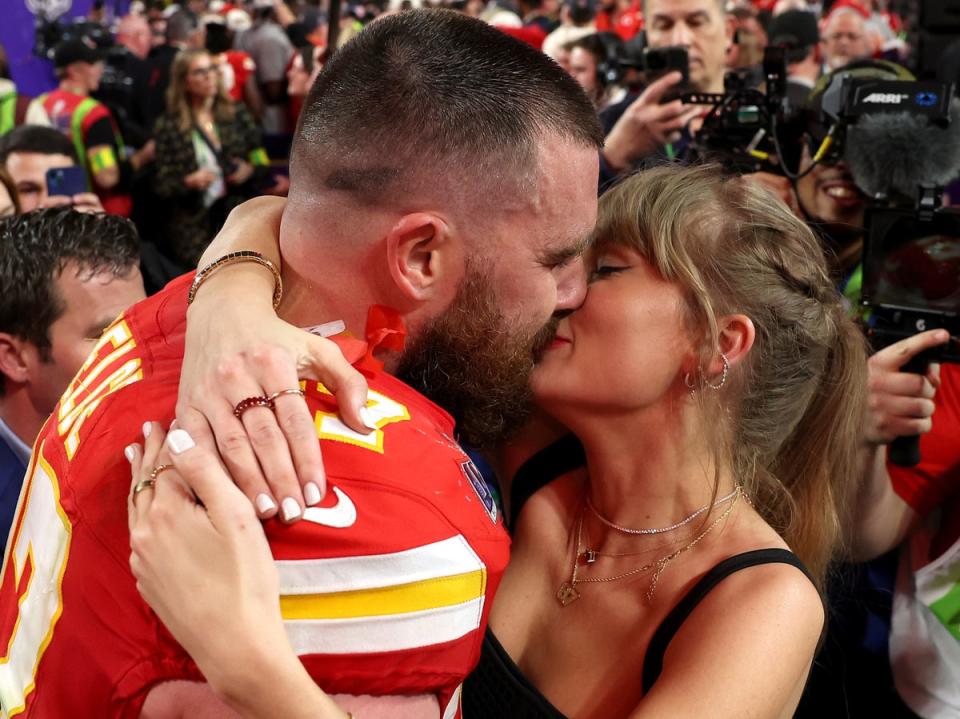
668, 21, 694, 48
555, 256, 588, 312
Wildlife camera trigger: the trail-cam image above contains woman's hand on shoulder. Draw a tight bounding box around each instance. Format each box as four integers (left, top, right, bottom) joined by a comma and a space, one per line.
127, 423, 349, 719
177, 197, 372, 523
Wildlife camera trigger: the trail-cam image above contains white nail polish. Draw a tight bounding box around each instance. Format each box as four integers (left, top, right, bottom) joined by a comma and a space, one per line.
359, 407, 377, 431
166, 429, 196, 454
255, 494, 277, 514
303, 482, 322, 506
142, 422, 152, 438
124, 445, 136, 463
281, 497, 302, 522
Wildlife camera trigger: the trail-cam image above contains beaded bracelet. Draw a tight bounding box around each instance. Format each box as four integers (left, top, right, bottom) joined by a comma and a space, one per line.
187, 250, 283, 310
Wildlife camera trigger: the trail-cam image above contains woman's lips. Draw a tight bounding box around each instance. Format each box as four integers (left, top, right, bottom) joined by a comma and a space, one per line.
547, 336, 571, 350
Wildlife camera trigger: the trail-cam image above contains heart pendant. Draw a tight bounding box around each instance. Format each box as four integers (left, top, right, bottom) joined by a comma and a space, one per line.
556, 582, 580, 607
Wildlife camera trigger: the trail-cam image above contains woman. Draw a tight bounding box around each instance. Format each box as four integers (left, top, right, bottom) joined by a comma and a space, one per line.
128, 165, 868, 718
153, 48, 269, 267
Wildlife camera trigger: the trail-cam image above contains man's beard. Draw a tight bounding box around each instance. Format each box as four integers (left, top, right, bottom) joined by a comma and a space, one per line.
396, 269, 559, 449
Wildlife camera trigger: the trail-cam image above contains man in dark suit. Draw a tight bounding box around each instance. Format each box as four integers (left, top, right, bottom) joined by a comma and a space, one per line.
768, 10, 822, 113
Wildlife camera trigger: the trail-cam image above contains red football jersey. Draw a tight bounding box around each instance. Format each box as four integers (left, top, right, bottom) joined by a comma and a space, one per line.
0, 275, 510, 718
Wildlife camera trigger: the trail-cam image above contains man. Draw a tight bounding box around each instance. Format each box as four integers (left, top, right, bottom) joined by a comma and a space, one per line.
542, 0, 598, 62
0, 125, 186, 293
0, 209, 145, 554
821, 6, 872, 71
146, 11, 206, 127
601, 0, 732, 182
235, 0, 294, 134
109, 14, 159, 153
565, 33, 619, 110
30, 39, 142, 216
767, 8, 821, 111
0, 11, 601, 718
0, 125, 105, 213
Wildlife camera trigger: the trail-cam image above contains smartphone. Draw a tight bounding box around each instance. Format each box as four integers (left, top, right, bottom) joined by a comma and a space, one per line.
643, 46, 690, 102
46, 166, 88, 198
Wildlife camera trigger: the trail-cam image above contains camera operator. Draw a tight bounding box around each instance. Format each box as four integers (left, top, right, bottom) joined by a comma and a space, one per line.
740, 58, 960, 718
600, 0, 731, 186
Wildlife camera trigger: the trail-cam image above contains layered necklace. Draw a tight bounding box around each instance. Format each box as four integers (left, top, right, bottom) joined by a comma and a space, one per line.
556, 487, 742, 607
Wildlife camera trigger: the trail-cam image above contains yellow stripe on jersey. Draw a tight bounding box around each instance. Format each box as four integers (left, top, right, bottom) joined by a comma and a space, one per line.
277, 535, 489, 656
280, 569, 486, 620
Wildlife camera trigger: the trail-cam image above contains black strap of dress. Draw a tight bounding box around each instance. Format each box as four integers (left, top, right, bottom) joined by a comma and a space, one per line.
641, 547, 814, 694
509, 433, 585, 528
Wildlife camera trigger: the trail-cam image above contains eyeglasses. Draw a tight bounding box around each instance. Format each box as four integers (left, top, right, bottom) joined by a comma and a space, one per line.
188, 66, 215, 78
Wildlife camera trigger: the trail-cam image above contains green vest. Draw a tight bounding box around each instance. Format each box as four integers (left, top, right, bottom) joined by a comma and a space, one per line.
0, 91, 16, 136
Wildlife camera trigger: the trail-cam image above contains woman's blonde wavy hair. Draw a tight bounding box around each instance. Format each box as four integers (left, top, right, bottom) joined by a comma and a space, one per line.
166, 49, 235, 134
596, 164, 869, 588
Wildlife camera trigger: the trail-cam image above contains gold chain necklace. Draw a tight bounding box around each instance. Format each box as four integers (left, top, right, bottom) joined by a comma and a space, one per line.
556, 487, 741, 607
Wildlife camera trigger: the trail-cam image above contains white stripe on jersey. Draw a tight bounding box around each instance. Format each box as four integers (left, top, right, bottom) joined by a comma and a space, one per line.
285, 596, 485, 655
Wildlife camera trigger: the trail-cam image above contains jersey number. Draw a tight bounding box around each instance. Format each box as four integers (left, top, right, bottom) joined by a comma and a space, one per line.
313, 386, 410, 453
0, 452, 71, 717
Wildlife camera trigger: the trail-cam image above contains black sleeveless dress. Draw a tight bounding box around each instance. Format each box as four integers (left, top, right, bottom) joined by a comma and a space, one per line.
462, 548, 814, 718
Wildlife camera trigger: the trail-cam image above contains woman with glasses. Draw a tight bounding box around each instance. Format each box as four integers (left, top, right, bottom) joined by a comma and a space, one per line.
153, 48, 269, 267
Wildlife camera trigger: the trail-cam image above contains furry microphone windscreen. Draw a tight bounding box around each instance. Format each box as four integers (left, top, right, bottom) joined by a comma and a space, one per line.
844, 99, 960, 201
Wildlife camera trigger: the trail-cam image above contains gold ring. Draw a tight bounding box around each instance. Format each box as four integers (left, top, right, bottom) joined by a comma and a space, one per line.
150, 464, 174, 480
266, 388, 306, 403
132, 478, 156, 500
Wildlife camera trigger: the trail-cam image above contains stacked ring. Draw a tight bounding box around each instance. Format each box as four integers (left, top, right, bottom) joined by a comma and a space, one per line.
234, 395, 274, 419
234, 389, 305, 419
150, 464, 174, 480
267, 388, 305, 403
132, 478, 156, 500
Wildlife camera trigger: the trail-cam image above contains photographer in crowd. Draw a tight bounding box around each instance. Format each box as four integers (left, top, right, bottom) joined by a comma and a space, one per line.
600, 0, 730, 184
0, 125, 105, 214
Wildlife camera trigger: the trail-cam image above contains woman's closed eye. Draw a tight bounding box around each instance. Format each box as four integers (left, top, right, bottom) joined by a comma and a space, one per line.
589, 265, 629, 282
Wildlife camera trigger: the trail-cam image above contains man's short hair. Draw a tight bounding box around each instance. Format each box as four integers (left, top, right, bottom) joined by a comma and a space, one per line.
292, 9, 603, 210
0, 126, 79, 168
0, 209, 140, 393
165, 11, 199, 43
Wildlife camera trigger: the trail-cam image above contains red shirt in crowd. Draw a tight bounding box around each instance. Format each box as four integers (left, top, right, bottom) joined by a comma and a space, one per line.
889, 363, 960, 562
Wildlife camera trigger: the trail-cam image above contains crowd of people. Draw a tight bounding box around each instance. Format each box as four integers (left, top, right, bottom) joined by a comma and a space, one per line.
0, 0, 956, 718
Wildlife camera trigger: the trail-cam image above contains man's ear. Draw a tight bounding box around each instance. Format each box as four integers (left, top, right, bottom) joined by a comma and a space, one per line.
0, 333, 31, 388
708, 314, 755, 375
386, 212, 463, 302
725, 15, 737, 51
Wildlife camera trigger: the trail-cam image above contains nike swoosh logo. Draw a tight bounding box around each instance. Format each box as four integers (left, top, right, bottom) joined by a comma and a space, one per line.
301, 487, 357, 528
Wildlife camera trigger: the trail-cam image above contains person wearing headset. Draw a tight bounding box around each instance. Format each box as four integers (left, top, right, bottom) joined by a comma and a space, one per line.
563, 32, 625, 111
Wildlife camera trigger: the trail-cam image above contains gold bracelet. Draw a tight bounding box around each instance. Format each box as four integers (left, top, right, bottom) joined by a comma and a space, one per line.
188, 251, 283, 310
